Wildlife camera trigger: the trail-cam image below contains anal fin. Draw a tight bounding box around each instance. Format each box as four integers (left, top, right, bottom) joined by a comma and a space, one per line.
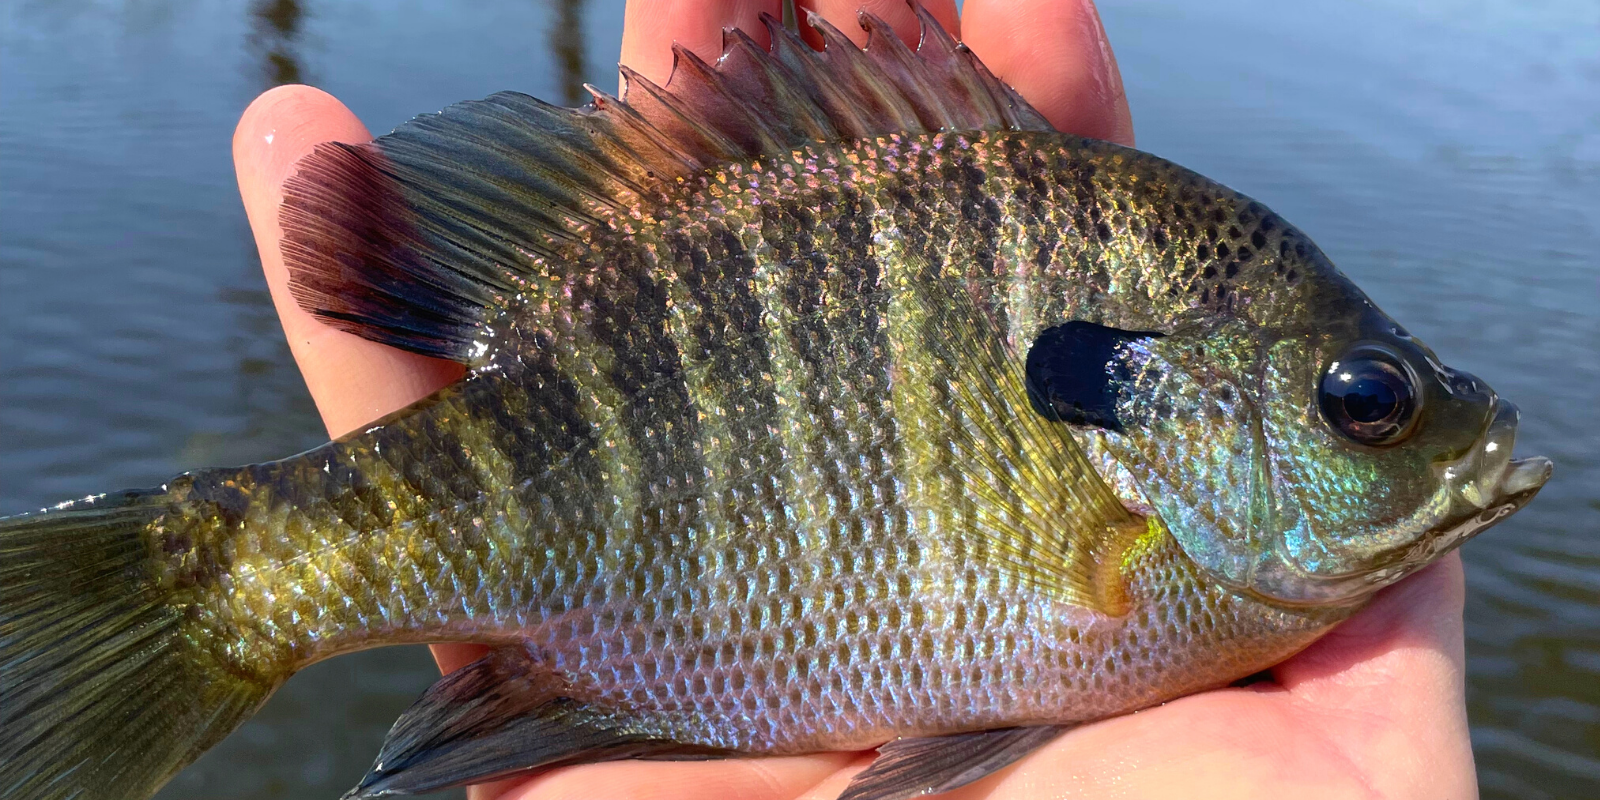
345, 645, 724, 798
839, 726, 1068, 800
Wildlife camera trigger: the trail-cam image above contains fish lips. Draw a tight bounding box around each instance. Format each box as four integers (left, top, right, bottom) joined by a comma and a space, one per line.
1444, 400, 1549, 506
1370, 400, 1551, 584
1403, 399, 1552, 561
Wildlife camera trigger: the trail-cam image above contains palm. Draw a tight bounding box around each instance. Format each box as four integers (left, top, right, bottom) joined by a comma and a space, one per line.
234, 2, 1475, 798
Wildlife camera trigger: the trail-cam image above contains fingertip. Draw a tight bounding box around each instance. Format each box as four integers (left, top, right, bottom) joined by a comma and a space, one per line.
496, 753, 861, 800
234, 84, 369, 272
430, 642, 493, 675
1274, 553, 1467, 693
235, 85, 370, 205
1336, 553, 1466, 654
1271, 555, 1475, 799
961, 0, 1134, 146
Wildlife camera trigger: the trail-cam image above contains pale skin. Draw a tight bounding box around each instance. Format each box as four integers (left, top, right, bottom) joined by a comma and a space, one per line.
233, 1, 1478, 797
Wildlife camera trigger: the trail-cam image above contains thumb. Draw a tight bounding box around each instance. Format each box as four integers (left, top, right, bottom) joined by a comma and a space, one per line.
1274, 554, 1476, 798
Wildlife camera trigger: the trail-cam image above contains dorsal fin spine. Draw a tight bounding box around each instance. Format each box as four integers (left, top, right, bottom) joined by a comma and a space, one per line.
578, 86, 705, 182
858, 12, 957, 130
811, 13, 928, 133
718, 27, 843, 142
618, 65, 743, 166
758, 12, 882, 140
671, 44, 776, 142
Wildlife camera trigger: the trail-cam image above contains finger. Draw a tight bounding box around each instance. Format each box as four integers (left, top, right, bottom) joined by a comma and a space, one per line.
234, 85, 464, 441
1275, 553, 1467, 691
982, 694, 1378, 799
796, 0, 960, 48
960, 0, 1134, 146
620, 0, 782, 89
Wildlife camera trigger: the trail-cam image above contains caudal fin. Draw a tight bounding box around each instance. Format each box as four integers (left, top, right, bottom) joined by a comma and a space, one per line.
0, 491, 273, 800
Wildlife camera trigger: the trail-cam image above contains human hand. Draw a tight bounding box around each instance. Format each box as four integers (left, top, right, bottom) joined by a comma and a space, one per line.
234, 1, 1474, 797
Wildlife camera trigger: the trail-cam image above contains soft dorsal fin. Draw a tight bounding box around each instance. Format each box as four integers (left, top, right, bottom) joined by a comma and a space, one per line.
279, 3, 1052, 362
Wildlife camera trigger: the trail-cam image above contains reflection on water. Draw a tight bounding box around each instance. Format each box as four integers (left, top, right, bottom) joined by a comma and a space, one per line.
549, 0, 588, 106
250, 0, 307, 88
0, 1, 1595, 798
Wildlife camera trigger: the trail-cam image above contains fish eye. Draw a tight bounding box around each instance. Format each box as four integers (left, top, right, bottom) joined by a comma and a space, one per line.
1318, 347, 1419, 446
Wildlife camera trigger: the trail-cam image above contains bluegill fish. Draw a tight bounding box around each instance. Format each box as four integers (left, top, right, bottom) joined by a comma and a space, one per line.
0, 7, 1552, 800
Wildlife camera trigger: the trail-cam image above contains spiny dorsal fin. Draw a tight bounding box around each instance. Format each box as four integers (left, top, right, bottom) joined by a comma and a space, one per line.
280, 3, 1053, 362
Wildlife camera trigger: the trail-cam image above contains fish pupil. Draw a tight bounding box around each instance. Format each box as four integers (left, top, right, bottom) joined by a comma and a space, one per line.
1343, 378, 1397, 422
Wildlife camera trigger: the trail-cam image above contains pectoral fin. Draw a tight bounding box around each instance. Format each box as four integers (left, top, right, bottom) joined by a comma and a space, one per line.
839, 726, 1068, 800
344, 646, 724, 799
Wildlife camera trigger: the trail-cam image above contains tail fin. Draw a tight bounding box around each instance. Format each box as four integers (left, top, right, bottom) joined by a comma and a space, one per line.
0, 491, 273, 800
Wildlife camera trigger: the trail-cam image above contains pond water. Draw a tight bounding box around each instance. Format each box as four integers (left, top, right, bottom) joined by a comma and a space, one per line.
1, 1, 1595, 798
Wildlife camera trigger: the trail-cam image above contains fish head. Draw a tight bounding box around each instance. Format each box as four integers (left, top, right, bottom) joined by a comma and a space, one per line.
1058, 256, 1552, 608
1243, 287, 1553, 605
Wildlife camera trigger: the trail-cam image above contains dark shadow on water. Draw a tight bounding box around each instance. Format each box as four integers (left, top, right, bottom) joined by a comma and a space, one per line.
548, 0, 588, 106
251, 0, 306, 88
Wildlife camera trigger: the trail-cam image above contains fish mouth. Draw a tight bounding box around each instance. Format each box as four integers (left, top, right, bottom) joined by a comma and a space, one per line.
1500, 456, 1554, 497
1385, 400, 1553, 575
1257, 399, 1552, 607
1444, 400, 1552, 511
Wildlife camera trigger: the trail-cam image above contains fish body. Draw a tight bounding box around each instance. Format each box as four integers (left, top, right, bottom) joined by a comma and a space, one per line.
163, 129, 1349, 741
0, 8, 1550, 800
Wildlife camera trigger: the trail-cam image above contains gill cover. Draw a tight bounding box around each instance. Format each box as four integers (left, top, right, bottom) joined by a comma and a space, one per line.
1078, 330, 1284, 597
